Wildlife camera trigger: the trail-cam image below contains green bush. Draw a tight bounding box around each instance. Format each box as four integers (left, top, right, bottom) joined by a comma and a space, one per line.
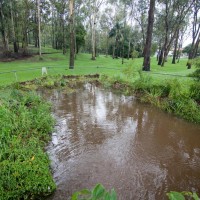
0, 90, 56, 199
131, 50, 139, 59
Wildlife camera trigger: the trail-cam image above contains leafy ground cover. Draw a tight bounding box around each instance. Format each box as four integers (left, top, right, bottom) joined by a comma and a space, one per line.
0, 86, 56, 199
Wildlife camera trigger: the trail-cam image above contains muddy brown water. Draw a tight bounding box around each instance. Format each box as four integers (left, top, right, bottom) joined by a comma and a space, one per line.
42, 83, 200, 200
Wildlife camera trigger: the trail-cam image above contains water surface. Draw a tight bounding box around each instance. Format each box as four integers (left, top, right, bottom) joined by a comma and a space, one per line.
43, 83, 200, 200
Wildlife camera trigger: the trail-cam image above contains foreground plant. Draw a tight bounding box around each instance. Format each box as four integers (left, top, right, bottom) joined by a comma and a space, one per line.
167, 191, 200, 200
71, 184, 117, 200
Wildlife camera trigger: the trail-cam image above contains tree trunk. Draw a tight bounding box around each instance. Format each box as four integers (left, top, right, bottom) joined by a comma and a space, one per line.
91, 16, 96, 60
0, 2, 9, 54
161, 30, 177, 66
10, 1, 18, 53
142, 0, 156, 71
127, 39, 131, 60
106, 34, 109, 57
193, 34, 200, 57
69, 0, 75, 69
172, 29, 179, 64
37, 0, 42, 57
112, 44, 115, 59
51, 6, 55, 49
62, 15, 66, 55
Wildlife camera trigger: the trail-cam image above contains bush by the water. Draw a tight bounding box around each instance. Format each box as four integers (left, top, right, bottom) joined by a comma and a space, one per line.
0, 90, 56, 199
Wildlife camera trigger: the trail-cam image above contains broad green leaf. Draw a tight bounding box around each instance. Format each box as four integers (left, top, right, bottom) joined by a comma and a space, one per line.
167, 191, 185, 200
79, 189, 91, 195
192, 193, 200, 200
92, 184, 105, 199
110, 189, 117, 200
104, 192, 111, 200
71, 191, 80, 200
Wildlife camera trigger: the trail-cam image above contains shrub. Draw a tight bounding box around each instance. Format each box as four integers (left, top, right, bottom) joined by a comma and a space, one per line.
131, 50, 139, 59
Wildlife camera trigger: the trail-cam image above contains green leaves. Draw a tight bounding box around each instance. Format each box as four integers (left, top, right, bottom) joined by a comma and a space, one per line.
71, 189, 91, 200
0, 90, 56, 199
167, 192, 185, 200
92, 184, 106, 199
70, 184, 117, 200
167, 191, 200, 200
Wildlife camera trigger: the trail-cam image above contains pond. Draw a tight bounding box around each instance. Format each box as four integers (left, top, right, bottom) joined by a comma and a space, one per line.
43, 83, 200, 200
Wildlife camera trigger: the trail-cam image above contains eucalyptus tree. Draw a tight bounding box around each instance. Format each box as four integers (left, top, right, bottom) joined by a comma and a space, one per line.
172, 26, 187, 64
37, 0, 41, 57
187, 0, 200, 68
69, 0, 75, 69
131, 0, 148, 54
0, 0, 11, 55
142, 0, 156, 71
10, 0, 18, 53
50, 0, 68, 53
88, 0, 105, 60
157, 0, 194, 67
99, 8, 114, 57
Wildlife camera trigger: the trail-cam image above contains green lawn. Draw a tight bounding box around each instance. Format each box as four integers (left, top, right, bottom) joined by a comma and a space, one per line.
0, 51, 195, 86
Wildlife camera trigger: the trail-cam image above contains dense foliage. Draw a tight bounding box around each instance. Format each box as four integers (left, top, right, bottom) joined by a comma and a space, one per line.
0, 89, 56, 199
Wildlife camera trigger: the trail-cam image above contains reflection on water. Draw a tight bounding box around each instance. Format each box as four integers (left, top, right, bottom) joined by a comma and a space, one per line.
43, 83, 200, 200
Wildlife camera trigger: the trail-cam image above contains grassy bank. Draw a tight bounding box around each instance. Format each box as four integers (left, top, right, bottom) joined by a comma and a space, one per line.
100, 69, 200, 123
0, 87, 56, 199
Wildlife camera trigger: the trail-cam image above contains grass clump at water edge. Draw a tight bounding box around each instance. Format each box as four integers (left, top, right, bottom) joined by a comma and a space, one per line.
100, 70, 200, 123
0, 89, 56, 199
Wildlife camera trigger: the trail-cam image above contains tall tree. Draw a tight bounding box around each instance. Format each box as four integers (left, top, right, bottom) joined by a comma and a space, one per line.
187, 0, 200, 68
90, 0, 105, 60
131, 0, 148, 54
69, 0, 75, 69
10, 0, 18, 53
142, 0, 156, 71
0, 0, 9, 55
37, 0, 42, 57
157, 0, 194, 67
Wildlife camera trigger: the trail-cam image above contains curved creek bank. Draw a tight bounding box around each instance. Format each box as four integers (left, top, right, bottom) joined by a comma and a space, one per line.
42, 83, 200, 200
